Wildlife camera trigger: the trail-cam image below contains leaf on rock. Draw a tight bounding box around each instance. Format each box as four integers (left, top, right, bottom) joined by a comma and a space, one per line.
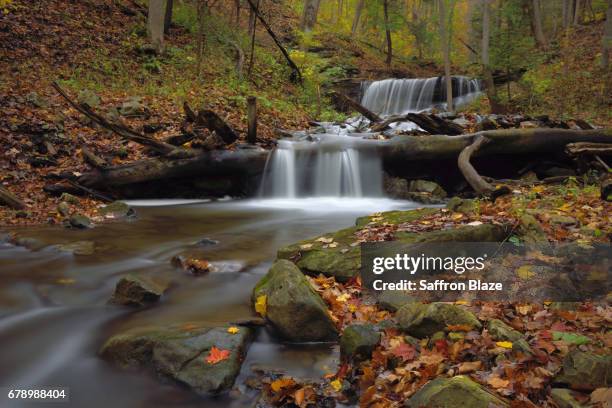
496, 341, 513, 349
255, 295, 267, 317
205, 347, 230, 364
227, 326, 240, 334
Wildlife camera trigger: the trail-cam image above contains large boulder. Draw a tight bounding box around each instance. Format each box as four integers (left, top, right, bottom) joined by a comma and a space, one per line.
110, 275, 168, 306
340, 323, 380, 361
550, 389, 584, 408
554, 350, 611, 389
397, 303, 482, 338
254, 260, 338, 342
408, 179, 447, 199
100, 325, 253, 395
406, 376, 508, 408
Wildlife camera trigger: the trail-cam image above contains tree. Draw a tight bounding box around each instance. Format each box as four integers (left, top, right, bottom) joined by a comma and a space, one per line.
301, 0, 321, 31
383, 0, 393, 66
603, 0, 612, 69
148, 0, 166, 54
164, 0, 173, 34
481, 0, 504, 113
531, 0, 547, 48
352, 0, 365, 34
438, 0, 453, 111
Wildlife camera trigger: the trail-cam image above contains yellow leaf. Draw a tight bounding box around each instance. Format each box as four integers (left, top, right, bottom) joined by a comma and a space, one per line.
336, 293, 351, 302
255, 295, 267, 317
496, 341, 513, 349
517, 265, 535, 279
531, 186, 545, 193
452, 213, 464, 220
270, 377, 296, 392
330, 379, 342, 392
227, 326, 240, 334
56, 278, 75, 285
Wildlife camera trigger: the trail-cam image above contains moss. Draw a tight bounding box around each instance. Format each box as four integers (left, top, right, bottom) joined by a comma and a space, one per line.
407, 376, 509, 408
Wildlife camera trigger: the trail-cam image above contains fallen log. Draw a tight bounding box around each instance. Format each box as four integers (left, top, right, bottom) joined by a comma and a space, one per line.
195, 110, 239, 145
330, 91, 382, 122
77, 147, 269, 188
0, 185, 25, 210
602, 175, 612, 201
81, 146, 107, 169
458, 135, 494, 195
566, 142, 612, 156
405, 113, 464, 135
380, 128, 612, 161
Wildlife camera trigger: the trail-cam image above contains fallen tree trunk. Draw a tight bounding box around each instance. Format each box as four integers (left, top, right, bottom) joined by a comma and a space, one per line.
330, 91, 382, 122
0, 185, 25, 210
370, 112, 464, 135
380, 128, 612, 161
458, 135, 494, 194
78, 147, 269, 188
566, 142, 612, 156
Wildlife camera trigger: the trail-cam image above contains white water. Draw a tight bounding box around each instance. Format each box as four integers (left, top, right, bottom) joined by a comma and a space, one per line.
361, 76, 482, 116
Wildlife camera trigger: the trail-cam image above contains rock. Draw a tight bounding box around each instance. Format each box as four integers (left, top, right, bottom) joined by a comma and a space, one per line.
340, 324, 380, 361
551, 215, 578, 226
57, 201, 71, 217
195, 238, 219, 247
408, 179, 447, 199
554, 350, 611, 389
452, 117, 471, 128
476, 117, 498, 131
550, 389, 584, 408
254, 260, 337, 342
110, 275, 168, 306
77, 89, 101, 108
487, 319, 532, 354
397, 303, 482, 338
10, 236, 46, 251
383, 175, 411, 200
517, 214, 548, 244
119, 97, 149, 117
99, 201, 134, 219
60, 193, 80, 205
376, 290, 418, 312
68, 214, 92, 229
519, 120, 541, 128
56, 241, 95, 256
446, 197, 478, 215
520, 171, 539, 182
26, 91, 49, 108
405, 376, 508, 408
99, 325, 253, 395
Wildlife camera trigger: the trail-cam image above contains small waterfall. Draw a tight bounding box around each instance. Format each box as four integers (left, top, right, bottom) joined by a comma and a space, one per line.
361, 76, 482, 116
260, 137, 382, 198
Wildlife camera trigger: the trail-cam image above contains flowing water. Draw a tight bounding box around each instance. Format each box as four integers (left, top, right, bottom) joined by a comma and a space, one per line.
0, 76, 480, 407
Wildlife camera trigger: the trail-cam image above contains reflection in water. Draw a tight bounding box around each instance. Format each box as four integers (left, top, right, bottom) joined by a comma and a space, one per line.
0, 198, 419, 407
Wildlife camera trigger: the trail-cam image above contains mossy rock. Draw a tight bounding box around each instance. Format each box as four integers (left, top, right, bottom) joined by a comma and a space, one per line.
487, 319, 532, 354
397, 303, 482, 338
517, 214, 549, 244
99, 325, 253, 395
253, 260, 338, 342
446, 197, 479, 215
376, 290, 419, 312
395, 223, 508, 243
355, 208, 437, 228
554, 350, 612, 389
340, 323, 380, 361
99, 201, 134, 218
406, 376, 508, 408
550, 389, 585, 408
110, 274, 168, 307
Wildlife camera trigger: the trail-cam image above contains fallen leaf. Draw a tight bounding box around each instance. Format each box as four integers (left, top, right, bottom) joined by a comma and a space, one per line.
457, 360, 482, 374
227, 326, 240, 334
255, 295, 267, 317
330, 379, 342, 392
205, 347, 230, 364
270, 377, 296, 392
496, 341, 513, 349
390, 343, 416, 362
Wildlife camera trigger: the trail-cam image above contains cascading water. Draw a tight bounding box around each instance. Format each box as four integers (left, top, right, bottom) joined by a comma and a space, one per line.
259, 136, 383, 198
361, 76, 481, 116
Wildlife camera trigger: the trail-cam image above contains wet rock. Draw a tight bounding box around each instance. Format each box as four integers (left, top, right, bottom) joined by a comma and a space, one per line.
77, 89, 101, 108
99, 201, 134, 219
406, 375, 508, 408
340, 323, 380, 361
119, 96, 149, 117
519, 120, 541, 128
195, 238, 219, 247
487, 319, 532, 354
446, 197, 478, 215
56, 240, 95, 256
452, 117, 471, 128
110, 274, 168, 306
554, 350, 612, 389
408, 180, 447, 199
254, 260, 338, 342
57, 201, 71, 217
397, 303, 481, 338
99, 325, 253, 395
383, 175, 411, 200
60, 193, 80, 205
68, 214, 92, 229
9, 236, 46, 251
550, 389, 584, 408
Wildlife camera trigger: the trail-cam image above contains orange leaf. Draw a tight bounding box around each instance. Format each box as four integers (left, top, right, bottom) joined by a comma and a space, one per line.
270, 377, 296, 392
205, 346, 230, 365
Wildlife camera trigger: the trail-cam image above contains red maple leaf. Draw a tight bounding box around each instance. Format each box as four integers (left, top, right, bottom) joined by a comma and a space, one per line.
390, 343, 416, 362
205, 347, 231, 364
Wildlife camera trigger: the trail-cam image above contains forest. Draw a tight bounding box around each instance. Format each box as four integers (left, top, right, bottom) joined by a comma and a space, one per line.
0, 0, 611, 407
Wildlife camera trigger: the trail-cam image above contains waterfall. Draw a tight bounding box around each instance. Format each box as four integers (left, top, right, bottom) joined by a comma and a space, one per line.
361, 76, 482, 116
259, 137, 382, 198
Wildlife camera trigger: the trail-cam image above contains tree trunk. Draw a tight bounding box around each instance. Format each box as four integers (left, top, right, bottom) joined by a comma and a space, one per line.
330, 91, 382, 122
383, 0, 393, 67
481, 0, 503, 113
164, 0, 173, 34
352, 0, 365, 35
573, 0, 582, 25
439, 0, 453, 111
603, 0, 612, 69
148, 0, 166, 53
301, 0, 321, 31
532, 0, 548, 48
